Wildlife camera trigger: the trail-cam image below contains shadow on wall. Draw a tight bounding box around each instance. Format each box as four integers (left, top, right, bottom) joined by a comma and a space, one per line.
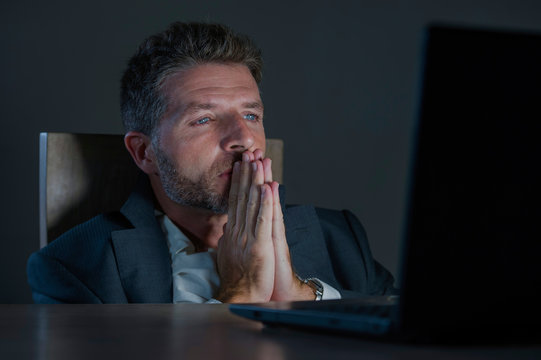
42, 133, 140, 246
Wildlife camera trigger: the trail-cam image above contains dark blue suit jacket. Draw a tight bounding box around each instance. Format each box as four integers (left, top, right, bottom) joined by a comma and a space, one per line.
27, 178, 397, 303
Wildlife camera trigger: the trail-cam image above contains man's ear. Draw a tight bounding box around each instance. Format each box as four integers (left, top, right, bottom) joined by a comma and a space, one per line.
124, 131, 158, 175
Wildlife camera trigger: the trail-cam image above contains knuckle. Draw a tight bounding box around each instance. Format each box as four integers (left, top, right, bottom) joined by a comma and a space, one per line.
247, 199, 258, 209
227, 222, 237, 233
261, 196, 273, 206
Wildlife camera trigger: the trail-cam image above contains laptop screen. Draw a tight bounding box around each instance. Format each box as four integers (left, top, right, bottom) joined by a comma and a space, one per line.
400, 25, 541, 334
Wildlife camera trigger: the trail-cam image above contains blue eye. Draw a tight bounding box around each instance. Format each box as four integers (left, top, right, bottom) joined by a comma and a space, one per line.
244, 114, 258, 121
196, 117, 210, 125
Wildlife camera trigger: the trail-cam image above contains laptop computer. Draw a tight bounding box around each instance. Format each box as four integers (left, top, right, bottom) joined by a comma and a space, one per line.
230, 24, 541, 342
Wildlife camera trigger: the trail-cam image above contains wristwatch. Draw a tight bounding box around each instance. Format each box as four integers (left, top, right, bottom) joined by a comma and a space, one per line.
298, 276, 324, 301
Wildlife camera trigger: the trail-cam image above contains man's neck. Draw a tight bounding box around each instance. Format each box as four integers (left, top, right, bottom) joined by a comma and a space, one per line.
150, 176, 226, 251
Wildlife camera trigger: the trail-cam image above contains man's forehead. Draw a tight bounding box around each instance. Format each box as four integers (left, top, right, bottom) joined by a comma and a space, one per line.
162, 63, 259, 94
161, 63, 263, 115
169, 93, 263, 119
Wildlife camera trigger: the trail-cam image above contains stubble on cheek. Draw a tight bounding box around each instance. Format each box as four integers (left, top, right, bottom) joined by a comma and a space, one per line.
155, 148, 239, 214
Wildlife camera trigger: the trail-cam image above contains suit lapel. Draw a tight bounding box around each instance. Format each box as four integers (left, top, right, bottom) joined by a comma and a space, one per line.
284, 205, 340, 288
112, 227, 172, 303
112, 175, 172, 303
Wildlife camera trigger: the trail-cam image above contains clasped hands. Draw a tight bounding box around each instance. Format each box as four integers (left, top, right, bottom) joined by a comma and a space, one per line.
216, 149, 315, 303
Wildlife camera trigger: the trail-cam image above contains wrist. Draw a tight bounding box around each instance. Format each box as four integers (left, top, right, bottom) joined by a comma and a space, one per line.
215, 285, 270, 304
295, 275, 324, 301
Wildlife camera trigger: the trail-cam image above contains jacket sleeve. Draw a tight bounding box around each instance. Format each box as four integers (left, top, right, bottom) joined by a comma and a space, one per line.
315, 208, 399, 297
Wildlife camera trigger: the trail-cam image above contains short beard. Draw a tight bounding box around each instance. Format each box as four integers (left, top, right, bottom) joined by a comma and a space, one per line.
154, 145, 234, 214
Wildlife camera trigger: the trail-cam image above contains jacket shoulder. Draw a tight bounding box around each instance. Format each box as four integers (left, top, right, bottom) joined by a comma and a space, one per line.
44, 212, 132, 256
314, 208, 368, 240
27, 212, 132, 303
313, 207, 398, 296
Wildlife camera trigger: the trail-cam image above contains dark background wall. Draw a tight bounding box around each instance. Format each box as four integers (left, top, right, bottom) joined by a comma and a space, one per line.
2, 0, 540, 303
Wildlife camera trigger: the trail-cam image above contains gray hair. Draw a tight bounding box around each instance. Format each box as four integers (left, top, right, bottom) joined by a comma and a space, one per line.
120, 22, 263, 138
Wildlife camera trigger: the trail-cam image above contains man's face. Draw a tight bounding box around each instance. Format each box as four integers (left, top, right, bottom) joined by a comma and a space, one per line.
153, 63, 265, 213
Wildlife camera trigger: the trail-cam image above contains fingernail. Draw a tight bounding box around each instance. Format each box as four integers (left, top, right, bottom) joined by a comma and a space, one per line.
242, 152, 249, 162
234, 162, 240, 171
252, 162, 257, 171
261, 186, 266, 196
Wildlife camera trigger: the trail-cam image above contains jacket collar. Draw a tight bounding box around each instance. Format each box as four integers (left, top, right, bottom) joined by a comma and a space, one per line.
119, 174, 160, 228
112, 174, 173, 303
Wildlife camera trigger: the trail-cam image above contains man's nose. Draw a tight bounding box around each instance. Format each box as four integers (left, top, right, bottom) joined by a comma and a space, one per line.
220, 116, 255, 152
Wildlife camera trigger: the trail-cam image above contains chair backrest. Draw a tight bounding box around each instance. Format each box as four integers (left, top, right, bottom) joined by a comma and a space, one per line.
39, 132, 284, 248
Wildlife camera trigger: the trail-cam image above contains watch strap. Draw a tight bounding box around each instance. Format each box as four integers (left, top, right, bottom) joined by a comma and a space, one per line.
297, 275, 324, 301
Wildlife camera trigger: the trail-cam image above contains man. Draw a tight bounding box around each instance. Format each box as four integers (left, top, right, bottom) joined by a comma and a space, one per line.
27, 22, 397, 303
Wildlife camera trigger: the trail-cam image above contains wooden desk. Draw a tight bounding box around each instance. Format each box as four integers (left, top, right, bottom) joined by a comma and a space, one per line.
1, 304, 540, 360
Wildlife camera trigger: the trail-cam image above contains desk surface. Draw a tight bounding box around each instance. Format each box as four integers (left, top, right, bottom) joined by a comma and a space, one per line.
1, 304, 540, 360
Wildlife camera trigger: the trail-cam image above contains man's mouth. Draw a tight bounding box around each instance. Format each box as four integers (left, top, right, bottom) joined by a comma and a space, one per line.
217, 156, 241, 179
219, 168, 233, 178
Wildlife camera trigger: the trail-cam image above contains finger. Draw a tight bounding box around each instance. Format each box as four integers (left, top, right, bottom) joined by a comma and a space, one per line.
254, 183, 273, 242
246, 161, 264, 233
263, 157, 273, 184
227, 161, 241, 227
271, 181, 286, 243
235, 152, 252, 237
253, 148, 264, 161
271, 180, 292, 276
252, 160, 265, 187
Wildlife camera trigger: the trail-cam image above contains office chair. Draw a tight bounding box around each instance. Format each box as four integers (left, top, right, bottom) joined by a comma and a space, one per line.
39, 132, 284, 248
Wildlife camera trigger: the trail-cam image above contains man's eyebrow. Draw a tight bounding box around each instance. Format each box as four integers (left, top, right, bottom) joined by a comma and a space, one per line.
182, 102, 216, 115
181, 101, 263, 115
242, 101, 264, 111
176, 101, 264, 121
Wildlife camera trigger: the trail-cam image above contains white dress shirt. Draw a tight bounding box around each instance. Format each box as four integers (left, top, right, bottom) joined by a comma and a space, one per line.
156, 212, 341, 303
